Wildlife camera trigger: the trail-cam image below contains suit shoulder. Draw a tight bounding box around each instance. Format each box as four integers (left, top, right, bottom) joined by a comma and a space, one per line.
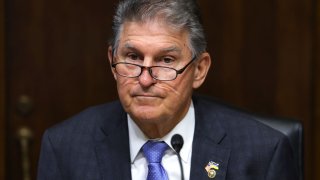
193, 95, 286, 140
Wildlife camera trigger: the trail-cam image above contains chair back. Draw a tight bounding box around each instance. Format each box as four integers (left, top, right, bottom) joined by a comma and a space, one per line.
255, 116, 303, 180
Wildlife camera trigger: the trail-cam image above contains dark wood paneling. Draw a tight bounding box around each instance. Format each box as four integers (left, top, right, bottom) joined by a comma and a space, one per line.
199, 0, 312, 120
5, 0, 118, 179
274, 1, 313, 179
0, 0, 6, 178
313, 1, 320, 180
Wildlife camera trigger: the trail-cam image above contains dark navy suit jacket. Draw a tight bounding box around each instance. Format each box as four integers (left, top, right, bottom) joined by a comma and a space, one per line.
37, 96, 298, 180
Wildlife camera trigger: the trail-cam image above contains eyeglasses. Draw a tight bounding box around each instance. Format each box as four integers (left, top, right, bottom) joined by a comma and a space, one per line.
111, 57, 196, 81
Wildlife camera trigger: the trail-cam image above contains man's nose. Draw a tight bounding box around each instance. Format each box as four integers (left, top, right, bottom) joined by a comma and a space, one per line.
138, 68, 156, 87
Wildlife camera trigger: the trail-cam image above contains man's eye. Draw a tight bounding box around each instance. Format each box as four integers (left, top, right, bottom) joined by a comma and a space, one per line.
162, 57, 174, 64
127, 53, 139, 60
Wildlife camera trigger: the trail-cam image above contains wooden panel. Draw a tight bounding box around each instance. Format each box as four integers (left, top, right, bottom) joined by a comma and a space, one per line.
0, 0, 6, 178
5, 0, 118, 179
199, 0, 312, 119
313, 1, 320, 180
274, 1, 313, 179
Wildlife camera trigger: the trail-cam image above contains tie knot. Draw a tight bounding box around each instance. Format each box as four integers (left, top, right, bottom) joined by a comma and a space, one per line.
142, 141, 168, 163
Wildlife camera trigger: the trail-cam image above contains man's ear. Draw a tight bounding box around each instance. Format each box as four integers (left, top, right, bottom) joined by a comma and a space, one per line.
108, 46, 117, 80
107, 46, 113, 64
192, 52, 211, 89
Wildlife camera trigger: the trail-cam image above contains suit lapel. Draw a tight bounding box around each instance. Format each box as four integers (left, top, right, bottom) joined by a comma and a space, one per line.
94, 110, 132, 180
190, 136, 230, 180
93, 97, 232, 180
190, 97, 231, 180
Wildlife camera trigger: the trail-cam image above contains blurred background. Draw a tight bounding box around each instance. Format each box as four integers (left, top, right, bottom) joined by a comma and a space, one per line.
0, 0, 319, 179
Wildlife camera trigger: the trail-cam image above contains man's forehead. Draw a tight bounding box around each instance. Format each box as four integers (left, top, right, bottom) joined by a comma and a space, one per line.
115, 20, 190, 54
120, 20, 187, 37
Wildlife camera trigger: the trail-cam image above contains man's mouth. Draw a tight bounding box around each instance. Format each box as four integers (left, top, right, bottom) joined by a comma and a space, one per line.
134, 94, 159, 98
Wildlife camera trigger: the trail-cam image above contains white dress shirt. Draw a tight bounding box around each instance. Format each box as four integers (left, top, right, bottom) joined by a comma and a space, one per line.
128, 101, 195, 180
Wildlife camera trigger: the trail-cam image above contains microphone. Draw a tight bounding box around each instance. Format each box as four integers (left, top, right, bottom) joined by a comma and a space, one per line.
171, 134, 185, 180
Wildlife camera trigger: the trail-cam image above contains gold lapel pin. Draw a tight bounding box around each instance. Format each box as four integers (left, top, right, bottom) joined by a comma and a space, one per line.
205, 161, 219, 178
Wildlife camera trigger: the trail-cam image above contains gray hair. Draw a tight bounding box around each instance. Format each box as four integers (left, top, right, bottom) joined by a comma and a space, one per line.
111, 0, 207, 58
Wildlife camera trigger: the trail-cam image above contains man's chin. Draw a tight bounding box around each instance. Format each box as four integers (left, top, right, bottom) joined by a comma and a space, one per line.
133, 96, 162, 106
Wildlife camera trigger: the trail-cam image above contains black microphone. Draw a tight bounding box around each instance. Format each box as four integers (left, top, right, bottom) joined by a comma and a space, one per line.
171, 134, 185, 180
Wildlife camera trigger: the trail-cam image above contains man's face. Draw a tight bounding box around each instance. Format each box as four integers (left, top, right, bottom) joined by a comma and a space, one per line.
109, 20, 207, 133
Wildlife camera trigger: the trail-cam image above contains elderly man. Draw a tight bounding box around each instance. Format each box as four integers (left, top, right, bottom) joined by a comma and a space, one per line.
37, 0, 298, 179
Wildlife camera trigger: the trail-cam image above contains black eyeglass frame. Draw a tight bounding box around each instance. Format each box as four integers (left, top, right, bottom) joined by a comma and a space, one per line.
111, 56, 197, 81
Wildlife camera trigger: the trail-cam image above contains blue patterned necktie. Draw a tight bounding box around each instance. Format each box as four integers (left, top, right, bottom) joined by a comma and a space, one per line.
142, 141, 169, 180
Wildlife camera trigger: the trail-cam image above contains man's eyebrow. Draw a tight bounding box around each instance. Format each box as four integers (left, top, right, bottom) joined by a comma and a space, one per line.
121, 43, 144, 55
123, 43, 137, 50
160, 46, 182, 54
123, 43, 181, 53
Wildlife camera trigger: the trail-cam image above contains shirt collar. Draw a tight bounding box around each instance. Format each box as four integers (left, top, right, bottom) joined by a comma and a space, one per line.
128, 101, 195, 164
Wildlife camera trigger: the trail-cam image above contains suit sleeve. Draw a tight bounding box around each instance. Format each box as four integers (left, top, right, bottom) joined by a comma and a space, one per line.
37, 130, 63, 180
265, 135, 299, 180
